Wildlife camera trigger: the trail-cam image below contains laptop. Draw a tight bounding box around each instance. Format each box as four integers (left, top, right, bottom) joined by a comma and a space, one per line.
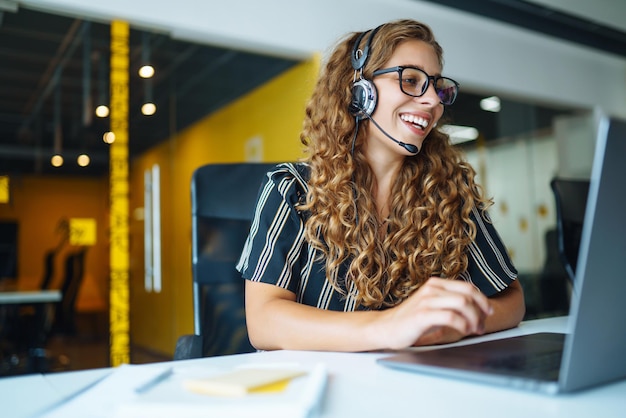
377, 115, 626, 394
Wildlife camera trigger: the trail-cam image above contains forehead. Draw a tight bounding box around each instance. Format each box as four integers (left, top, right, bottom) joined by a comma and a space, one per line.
384, 40, 442, 74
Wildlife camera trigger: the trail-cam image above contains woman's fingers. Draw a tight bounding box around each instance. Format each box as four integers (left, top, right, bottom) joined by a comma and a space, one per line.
397, 277, 493, 344
414, 291, 486, 334
422, 277, 493, 316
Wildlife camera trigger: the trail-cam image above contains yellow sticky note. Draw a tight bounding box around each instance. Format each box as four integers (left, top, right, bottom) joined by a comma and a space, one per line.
249, 379, 291, 393
69, 218, 97, 246
184, 368, 306, 397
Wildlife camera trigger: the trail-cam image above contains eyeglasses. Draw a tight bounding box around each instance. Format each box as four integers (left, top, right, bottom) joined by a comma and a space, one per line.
372, 66, 459, 105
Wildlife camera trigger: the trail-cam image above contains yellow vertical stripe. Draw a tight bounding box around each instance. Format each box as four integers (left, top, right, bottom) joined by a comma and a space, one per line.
109, 20, 130, 366
0, 176, 9, 203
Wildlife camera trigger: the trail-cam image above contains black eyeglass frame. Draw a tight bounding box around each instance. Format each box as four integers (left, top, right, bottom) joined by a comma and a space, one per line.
372, 66, 459, 105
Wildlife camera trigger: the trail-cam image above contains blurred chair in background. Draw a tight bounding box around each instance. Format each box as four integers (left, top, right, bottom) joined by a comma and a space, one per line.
537, 228, 571, 316
550, 177, 590, 284
53, 248, 87, 335
0, 247, 68, 375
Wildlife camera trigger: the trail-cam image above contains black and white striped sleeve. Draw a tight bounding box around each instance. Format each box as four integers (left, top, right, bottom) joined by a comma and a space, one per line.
236, 165, 307, 294
459, 205, 518, 296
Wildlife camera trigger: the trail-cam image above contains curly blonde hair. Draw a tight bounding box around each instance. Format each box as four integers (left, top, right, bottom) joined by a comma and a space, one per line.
299, 19, 491, 309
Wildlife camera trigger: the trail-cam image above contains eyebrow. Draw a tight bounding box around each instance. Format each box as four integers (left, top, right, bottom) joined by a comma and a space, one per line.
398, 64, 443, 77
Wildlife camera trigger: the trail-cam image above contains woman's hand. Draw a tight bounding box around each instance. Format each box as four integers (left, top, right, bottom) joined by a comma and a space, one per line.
378, 277, 493, 349
412, 326, 465, 346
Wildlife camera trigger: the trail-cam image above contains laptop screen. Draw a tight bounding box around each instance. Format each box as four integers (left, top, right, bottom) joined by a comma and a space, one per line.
559, 115, 626, 392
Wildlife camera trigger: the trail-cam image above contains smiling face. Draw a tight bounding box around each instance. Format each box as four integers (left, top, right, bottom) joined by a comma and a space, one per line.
365, 40, 445, 159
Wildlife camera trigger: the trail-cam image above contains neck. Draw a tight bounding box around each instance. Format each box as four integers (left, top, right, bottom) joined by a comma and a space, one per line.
372, 174, 394, 224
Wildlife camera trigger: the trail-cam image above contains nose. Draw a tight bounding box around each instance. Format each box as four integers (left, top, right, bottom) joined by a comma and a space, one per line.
417, 82, 441, 107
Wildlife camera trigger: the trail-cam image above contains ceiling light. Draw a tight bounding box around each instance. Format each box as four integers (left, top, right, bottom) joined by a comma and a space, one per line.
139, 32, 155, 79
51, 154, 64, 167
77, 154, 91, 167
142, 102, 157, 116
441, 124, 479, 145
138, 65, 155, 78
96, 52, 109, 118
103, 131, 116, 144
53, 81, 63, 159
95, 105, 109, 118
480, 96, 501, 112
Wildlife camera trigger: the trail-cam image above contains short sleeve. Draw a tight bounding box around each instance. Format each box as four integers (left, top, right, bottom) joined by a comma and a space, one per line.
461, 205, 518, 297
236, 163, 308, 294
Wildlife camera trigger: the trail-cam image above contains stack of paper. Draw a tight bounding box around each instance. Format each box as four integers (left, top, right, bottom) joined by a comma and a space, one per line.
39, 363, 327, 418
117, 363, 327, 418
183, 367, 308, 396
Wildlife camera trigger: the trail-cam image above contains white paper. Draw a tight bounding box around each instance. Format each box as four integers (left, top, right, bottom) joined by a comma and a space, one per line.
37, 362, 327, 418
115, 363, 327, 418
40, 364, 174, 418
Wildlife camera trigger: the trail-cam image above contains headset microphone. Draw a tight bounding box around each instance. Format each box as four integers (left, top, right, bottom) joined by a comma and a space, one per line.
364, 113, 420, 154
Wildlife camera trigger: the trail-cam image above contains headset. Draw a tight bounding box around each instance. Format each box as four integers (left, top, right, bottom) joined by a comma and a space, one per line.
348, 25, 420, 154
349, 26, 382, 120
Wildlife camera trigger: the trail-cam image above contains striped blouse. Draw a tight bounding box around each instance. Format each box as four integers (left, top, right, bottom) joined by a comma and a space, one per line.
236, 162, 518, 311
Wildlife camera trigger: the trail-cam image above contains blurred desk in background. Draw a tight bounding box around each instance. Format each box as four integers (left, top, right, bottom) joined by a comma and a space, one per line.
0, 290, 61, 305
0, 289, 62, 376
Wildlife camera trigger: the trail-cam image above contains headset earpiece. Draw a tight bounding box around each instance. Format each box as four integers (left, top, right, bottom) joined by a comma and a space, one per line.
350, 78, 378, 120
349, 25, 383, 120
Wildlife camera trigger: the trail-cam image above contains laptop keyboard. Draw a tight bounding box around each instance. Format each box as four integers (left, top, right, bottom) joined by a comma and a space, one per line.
483, 349, 562, 377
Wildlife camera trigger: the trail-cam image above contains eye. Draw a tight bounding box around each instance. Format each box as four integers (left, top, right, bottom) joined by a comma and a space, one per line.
400, 68, 427, 92
401, 76, 420, 87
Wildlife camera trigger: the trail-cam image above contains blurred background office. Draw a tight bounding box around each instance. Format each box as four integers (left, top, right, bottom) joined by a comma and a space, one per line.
1, 0, 625, 374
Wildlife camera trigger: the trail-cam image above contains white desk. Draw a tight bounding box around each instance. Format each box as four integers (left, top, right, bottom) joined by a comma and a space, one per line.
3, 316, 626, 418
0, 290, 61, 304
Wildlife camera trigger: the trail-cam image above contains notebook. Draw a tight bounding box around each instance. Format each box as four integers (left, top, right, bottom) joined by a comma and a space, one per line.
377, 115, 626, 395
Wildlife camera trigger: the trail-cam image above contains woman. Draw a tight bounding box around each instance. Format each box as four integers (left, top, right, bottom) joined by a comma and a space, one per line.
237, 19, 525, 351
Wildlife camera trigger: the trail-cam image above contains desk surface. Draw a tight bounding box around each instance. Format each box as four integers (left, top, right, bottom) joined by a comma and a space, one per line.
0, 289, 61, 304
3, 316, 626, 418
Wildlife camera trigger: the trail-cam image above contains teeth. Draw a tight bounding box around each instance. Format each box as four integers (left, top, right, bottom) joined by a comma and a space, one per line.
400, 114, 428, 129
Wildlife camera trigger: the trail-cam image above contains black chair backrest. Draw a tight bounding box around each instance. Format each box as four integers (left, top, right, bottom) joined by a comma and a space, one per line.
191, 162, 277, 356
54, 248, 87, 334
39, 248, 61, 290
550, 177, 590, 283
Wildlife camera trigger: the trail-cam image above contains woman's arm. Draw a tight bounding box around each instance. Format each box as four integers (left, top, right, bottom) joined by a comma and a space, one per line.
484, 279, 525, 332
245, 277, 494, 352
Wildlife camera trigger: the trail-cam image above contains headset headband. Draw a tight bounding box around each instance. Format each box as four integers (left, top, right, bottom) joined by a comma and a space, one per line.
350, 25, 383, 72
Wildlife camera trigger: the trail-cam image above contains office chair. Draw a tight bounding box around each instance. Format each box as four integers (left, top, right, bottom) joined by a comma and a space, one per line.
550, 177, 590, 284
39, 249, 57, 290
0, 248, 78, 375
174, 162, 277, 360
53, 248, 87, 335
537, 228, 570, 316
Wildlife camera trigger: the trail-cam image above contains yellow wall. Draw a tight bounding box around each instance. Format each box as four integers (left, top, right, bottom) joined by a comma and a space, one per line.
129, 57, 320, 356
0, 176, 109, 312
